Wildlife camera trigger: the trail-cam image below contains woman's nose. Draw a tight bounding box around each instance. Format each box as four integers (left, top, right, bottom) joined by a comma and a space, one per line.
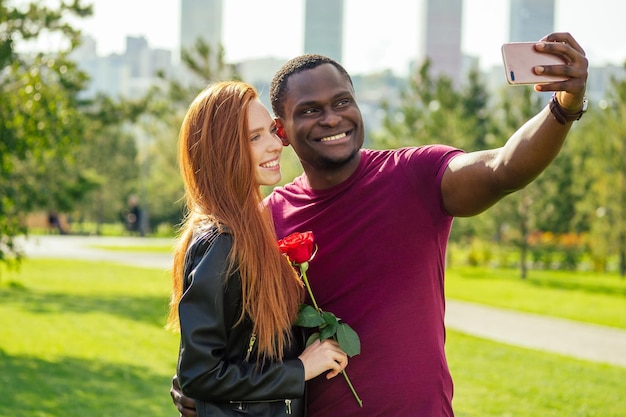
268, 133, 283, 150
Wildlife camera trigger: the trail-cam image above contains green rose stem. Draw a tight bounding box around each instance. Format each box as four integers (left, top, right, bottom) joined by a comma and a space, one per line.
299, 262, 364, 408
299, 262, 320, 311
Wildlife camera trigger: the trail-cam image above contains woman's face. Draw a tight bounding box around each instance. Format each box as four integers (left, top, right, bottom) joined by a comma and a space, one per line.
248, 99, 283, 186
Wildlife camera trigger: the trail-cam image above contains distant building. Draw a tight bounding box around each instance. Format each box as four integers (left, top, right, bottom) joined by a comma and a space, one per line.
418, 0, 463, 86
587, 64, 626, 104
304, 0, 344, 62
71, 34, 97, 60
125, 36, 149, 78
71, 35, 171, 99
506, 0, 555, 101
509, 0, 555, 42
180, 0, 223, 59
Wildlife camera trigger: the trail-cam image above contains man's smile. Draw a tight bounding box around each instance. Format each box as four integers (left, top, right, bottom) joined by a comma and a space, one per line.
319, 131, 349, 142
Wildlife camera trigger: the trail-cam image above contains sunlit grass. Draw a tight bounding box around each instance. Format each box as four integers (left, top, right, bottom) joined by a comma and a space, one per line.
0, 260, 179, 417
448, 330, 626, 417
446, 266, 626, 329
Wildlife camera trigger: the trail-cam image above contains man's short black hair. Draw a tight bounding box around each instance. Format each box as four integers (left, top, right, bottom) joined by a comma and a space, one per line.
270, 54, 353, 119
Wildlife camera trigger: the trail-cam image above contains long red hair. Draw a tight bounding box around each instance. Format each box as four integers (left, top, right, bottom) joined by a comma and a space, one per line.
167, 81, 303, 361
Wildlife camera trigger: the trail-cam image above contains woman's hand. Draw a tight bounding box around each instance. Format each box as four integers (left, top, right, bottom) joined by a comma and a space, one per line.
298, 338, 348, 381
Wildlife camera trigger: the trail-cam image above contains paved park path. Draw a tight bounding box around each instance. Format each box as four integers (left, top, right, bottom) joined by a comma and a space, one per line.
18, 235, 626, 369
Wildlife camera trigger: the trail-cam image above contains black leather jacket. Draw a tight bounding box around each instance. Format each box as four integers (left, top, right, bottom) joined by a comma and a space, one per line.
177, 226, 306, 416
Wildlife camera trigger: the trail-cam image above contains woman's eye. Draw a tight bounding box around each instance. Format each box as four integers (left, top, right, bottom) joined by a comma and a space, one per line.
250, 134, 260, 142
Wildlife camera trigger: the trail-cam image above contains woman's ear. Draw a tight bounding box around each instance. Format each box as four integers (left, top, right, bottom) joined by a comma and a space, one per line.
275, 119, 289, 146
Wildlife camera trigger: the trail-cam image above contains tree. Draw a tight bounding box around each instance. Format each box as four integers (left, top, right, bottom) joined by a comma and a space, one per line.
373, 60, 466, 149
71, 93, 152, 234
573, 68, 626, 276
485, 87, 551, 278
1, 0, 94, 263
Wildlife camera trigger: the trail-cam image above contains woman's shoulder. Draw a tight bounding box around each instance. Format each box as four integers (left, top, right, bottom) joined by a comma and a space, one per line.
185, 222, 233, 272
191, 221, 232, 247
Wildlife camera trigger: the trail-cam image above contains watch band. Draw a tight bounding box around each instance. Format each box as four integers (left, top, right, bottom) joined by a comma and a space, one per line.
549, 92, 588, 125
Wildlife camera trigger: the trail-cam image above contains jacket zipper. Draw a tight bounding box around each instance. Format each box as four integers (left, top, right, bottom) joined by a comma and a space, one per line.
238, 333, 293, 414
229, 399, 293, 414
244, 333, 256, 362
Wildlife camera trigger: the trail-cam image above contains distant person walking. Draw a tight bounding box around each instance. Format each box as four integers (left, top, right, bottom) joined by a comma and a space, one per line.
124, 195, 144, 236
47, 210, 66, 234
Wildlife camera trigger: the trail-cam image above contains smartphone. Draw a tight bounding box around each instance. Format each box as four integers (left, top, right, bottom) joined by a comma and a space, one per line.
501, 42, 567, 85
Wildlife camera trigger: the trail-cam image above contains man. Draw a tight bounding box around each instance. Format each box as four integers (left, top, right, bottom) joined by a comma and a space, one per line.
171, 32, 588, 416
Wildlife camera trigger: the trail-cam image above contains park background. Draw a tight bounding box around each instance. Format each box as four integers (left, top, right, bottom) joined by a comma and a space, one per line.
1, 1, 625, 416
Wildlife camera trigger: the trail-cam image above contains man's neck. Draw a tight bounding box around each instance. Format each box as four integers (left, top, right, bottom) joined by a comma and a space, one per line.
302, 151, 362, 190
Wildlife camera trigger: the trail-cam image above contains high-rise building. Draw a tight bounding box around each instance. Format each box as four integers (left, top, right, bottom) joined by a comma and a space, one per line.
418, 0, 463, 86
180, 0, 223, 58
125, 36, 149, 77
509, 0, 555, 42
304, 0, 344, 62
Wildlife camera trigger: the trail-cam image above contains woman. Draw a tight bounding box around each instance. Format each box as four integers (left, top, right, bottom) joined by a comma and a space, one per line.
167, 81, 347, 416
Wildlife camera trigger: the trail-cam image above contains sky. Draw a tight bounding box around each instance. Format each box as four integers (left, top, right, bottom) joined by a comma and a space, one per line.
63, 0, 626, 76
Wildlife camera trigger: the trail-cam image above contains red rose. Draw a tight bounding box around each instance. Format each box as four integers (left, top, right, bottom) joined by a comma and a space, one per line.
277, 231, 314, 264
276, 230, 362, 407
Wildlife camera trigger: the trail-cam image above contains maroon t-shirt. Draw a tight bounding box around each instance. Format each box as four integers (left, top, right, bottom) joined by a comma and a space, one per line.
266, 146, 462, 417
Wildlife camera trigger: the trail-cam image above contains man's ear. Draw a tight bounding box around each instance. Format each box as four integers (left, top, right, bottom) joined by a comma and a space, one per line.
275, 118, 289, 146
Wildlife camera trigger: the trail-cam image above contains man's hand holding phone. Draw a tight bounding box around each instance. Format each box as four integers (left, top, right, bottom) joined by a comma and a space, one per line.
501, 41, 568, 85
501, 33, 589, 124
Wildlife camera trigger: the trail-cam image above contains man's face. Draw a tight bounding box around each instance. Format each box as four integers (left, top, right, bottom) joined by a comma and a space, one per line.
277, 64, 364, 171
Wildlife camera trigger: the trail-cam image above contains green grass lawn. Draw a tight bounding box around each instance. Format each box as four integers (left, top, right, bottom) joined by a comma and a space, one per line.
0, 260, 179, 417
445, 266, 626, 416
447, 331, 625, 417
1, 259, 624, 416
446, 266, 626, 329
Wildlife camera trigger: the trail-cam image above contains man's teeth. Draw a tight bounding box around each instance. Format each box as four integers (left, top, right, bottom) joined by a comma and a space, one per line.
261, 160, 279, 168
320, 132, 346, 142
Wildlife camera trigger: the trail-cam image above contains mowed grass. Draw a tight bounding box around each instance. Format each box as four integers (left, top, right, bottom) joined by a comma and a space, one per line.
447, 330, 626, 417
0, 258, 625, 416
0, 259, 179, 417
445, 266, 626, 416
446, 266, 626, 329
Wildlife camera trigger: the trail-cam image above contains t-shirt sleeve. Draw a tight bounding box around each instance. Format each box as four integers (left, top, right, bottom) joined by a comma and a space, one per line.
398, 145, 464, 213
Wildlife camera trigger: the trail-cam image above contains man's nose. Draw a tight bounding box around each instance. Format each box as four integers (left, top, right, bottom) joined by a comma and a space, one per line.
319, 109, 341, 127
